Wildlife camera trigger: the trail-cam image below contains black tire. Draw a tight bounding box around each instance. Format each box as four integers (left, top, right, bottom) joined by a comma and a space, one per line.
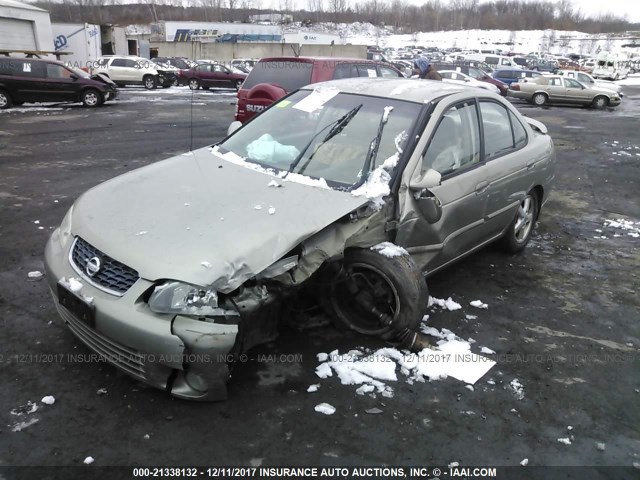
328, 248, 428, 339
592, 95, 609, 109
143, 75, 157, 90
501, 190, 539, 253
532, 92, 548, 106
81, 89, 102, 108
188, 78, 200, 90
0, 89, 12, 109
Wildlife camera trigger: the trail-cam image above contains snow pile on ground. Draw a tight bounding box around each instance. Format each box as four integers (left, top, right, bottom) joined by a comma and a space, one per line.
370, 242, 408, 258
602, 218, 640, 239
428, 296, 462, 311
10, 401, 41, 432
470, 300, 489, 309
509, 379, 525, 400
314, 326, 496, 396
314, 403, 336, 415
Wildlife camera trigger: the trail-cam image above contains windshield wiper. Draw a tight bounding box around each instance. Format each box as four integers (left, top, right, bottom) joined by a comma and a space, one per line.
360, 106, 393, 178
286, 104, 363, 175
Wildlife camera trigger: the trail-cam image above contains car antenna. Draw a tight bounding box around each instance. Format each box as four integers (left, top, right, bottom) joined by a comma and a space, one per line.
190, 83, 194, 152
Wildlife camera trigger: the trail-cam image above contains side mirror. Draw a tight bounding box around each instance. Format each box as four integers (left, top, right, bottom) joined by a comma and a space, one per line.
409, 168, 441, 190
227, 120, 242, 136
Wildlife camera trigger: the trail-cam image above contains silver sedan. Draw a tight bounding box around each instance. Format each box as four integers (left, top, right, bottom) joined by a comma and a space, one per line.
45, 78, 555, 401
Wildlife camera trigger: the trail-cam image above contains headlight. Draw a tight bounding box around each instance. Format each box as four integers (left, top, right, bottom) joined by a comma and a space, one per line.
148, 281, 238, 317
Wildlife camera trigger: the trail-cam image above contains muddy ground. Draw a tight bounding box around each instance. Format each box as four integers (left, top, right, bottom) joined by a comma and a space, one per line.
0, 86, 638, 475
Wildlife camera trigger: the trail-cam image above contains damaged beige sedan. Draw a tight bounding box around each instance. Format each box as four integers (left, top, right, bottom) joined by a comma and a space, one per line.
45, 78, 555, 401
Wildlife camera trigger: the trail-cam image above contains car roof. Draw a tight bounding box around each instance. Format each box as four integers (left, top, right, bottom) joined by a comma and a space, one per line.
257, 56, 392, 65
300, 77, 468, 103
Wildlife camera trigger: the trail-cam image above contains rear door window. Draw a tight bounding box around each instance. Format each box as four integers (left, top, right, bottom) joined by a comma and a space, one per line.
378, 66, 401, 78
242, 61, 313, 92
17, 61, 45, 78
333, 63, 358, 79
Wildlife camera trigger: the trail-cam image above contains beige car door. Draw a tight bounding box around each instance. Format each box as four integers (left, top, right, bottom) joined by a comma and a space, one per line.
396, 99, 491, 274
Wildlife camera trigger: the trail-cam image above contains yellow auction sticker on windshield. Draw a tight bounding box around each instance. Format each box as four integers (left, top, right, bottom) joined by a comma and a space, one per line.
275, 100, 291, 108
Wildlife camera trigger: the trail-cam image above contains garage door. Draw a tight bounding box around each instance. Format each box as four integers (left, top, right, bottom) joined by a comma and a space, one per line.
0, 17, 36, 50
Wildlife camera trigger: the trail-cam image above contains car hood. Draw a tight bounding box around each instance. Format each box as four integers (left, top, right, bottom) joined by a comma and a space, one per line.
70, 146, 368, 293
90, 73, 116, 86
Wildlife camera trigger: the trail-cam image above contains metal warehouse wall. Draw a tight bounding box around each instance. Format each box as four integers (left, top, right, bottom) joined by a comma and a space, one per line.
0, 2, 54, 52
149, 41, 367, 61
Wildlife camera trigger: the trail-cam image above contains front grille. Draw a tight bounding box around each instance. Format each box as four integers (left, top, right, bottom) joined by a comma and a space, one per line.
55, 300, 147, 380
70, 237, 139, 296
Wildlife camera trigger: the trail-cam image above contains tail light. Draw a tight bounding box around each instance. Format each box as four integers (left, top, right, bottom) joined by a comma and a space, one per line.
511, 84, 520, 91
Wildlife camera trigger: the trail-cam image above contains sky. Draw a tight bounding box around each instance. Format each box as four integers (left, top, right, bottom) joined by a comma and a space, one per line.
401, 0, 640, 23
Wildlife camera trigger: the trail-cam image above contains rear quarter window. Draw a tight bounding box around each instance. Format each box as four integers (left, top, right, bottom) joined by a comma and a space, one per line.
242, 61, 313, 92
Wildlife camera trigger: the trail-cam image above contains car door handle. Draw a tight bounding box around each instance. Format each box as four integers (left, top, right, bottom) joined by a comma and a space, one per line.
475, 181, 489, 194
526, 160, 536, 169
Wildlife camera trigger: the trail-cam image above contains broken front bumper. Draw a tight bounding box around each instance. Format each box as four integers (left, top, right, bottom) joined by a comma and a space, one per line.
44, 230, 238, 401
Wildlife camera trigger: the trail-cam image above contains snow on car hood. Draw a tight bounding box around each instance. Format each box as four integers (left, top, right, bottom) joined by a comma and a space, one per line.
70, 146, 368, 293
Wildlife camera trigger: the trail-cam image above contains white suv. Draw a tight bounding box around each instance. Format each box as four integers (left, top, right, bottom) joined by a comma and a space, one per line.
94, 56, 174, 89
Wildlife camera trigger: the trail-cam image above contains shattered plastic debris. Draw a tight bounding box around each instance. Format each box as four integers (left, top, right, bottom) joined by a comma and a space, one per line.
509, 379, 525, 400
314, 403, 336, 415
370, 242, 408, 258
41, 396, 55, 405
557, 438, 572, 445
470, 300, 489, 309
83, 456, 95, 465
307, 384, 320, 393
28, 271, 43, 279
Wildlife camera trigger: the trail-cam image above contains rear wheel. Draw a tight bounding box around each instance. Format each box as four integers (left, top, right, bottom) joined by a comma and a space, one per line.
328, 248, 428, 342
502, 190, 539, 253
143, 75, 157, 90
532, 92, 548, 106
188, 78, 200, 90
0, 89, 13, 109
81, 89, 102, 108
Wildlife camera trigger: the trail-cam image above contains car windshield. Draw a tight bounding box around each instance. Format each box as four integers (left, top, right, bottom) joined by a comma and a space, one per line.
217, 89, 421, 189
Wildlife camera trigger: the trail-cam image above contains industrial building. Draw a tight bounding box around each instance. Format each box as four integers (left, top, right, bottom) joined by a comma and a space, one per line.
0, 0, 54, 52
